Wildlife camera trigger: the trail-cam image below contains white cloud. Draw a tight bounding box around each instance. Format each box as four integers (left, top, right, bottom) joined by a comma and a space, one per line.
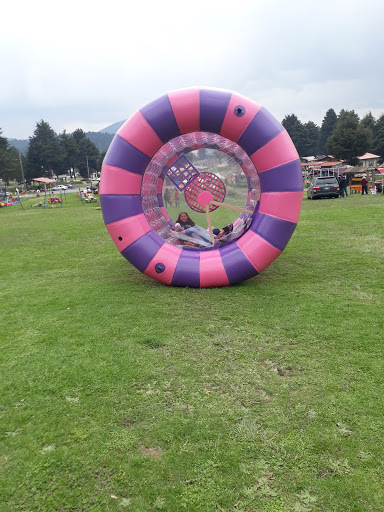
1, 0, 384, 138
244, 77, 384, 126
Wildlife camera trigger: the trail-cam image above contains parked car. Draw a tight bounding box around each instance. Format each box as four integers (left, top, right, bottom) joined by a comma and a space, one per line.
67, 184, 73, 189
52, 185, 68, 191
307, 176, 340, 200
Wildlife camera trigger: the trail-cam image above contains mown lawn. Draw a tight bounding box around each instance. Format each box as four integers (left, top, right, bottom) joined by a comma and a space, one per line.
0, 192, 383, 511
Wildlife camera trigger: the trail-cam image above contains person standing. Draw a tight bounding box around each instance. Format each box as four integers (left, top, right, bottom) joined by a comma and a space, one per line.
339, 175, 348, 197
164, 188, 171, 207
174, 189, 180, 207
361, 176, 368, 195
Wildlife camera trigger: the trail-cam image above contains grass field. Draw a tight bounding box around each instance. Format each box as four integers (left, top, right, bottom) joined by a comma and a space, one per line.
1, 192, 383, 511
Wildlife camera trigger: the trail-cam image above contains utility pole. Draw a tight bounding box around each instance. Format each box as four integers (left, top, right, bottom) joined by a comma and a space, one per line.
86, 155, 90, 180
18, 151, 27, 192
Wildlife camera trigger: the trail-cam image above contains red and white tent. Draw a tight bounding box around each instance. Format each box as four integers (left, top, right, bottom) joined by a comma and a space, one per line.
31, 177, 56, 183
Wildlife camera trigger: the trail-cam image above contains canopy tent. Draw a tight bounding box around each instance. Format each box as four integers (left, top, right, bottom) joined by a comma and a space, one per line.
31, 177, 56, 183
31, 177, 56, 193
30, 177, 58, 207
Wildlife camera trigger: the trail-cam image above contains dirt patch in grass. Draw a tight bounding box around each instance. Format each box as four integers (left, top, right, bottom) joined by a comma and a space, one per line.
138, 445, 165, 457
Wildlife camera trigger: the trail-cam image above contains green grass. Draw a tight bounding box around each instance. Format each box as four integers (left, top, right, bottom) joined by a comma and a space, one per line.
1, 192, 383, 511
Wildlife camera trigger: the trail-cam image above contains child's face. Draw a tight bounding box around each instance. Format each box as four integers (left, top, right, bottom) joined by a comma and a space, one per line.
180, 213, 188, 222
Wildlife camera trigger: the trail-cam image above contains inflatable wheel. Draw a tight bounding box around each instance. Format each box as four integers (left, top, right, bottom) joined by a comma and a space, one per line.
100, 87, 303, 287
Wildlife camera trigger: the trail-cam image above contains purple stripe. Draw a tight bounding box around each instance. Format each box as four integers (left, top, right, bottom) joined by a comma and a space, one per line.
171, 249, 200, 288
220, 244, 258, 285
250, 213, 297, 251
100, 194, 143, 225
103, 134, 151, 175
140, 94, 180, 143
259, 160, 303, 193
121, 231, 164, 273
200, 89, 232, 133
238, 107, 284, 156
157, 193, 164, 208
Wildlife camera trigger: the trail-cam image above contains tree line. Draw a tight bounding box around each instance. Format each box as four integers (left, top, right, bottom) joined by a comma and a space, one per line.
282, 109, 384, 165
2, 109, 384, 187
0, 120, 107, 186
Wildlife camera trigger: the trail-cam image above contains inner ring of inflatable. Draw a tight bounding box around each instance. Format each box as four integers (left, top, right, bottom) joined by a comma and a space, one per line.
142, 131, 260, 246
99, 87, 303, 288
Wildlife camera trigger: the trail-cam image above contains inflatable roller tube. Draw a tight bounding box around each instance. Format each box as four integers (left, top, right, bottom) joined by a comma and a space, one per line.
100, 87, 303, 287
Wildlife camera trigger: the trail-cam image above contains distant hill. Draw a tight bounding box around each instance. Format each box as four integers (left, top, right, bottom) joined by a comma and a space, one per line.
85, 131, 114, 152
7, 120, 125, 155
7, 138, 29, 155
98, 120, 126, 134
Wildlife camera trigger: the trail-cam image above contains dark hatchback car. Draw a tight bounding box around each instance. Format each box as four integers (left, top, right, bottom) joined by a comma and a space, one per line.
307, 176, 340, 200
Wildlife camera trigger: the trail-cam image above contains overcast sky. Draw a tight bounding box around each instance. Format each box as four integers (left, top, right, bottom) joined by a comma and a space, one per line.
1, 0, 383, 140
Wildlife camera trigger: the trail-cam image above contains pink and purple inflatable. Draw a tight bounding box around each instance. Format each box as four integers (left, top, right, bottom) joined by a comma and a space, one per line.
99, 87, 303, 287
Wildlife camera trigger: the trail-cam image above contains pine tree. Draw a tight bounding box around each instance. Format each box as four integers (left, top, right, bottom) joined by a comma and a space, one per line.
0, 129, 22, 186
58, 131, 79, 177
302, 121, 320, 156
26, 120, 62, 179
318, 109, 338, 155
327, 112, 372, 165
282, 114, 306, 156
373, 114, 384, 164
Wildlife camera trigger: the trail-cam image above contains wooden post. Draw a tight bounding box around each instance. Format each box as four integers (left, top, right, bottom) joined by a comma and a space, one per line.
209, 200, 253, 214
205, 205, 215, 245
18, 151, 27, 192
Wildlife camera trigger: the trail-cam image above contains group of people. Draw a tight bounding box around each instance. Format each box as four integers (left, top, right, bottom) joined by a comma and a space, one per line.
339, 175, 379, 196
164, 188, 179, 208
171, 212, 236, 248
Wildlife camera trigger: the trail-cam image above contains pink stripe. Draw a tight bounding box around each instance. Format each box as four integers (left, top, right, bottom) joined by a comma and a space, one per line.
200, 250, 230, 287
157, 178, 164, 194
99, 163, 142, 195
117, 111, 163, 157
168, 88, 200, 134
236, 231, 281, 273
251, 130, 299, 173
259, 192, 303, 223
144, 244, 181, 285
161, 207, 170, 221
106, 214, 151, 252
166, 154, 178, 167
220, 93, 262, 142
